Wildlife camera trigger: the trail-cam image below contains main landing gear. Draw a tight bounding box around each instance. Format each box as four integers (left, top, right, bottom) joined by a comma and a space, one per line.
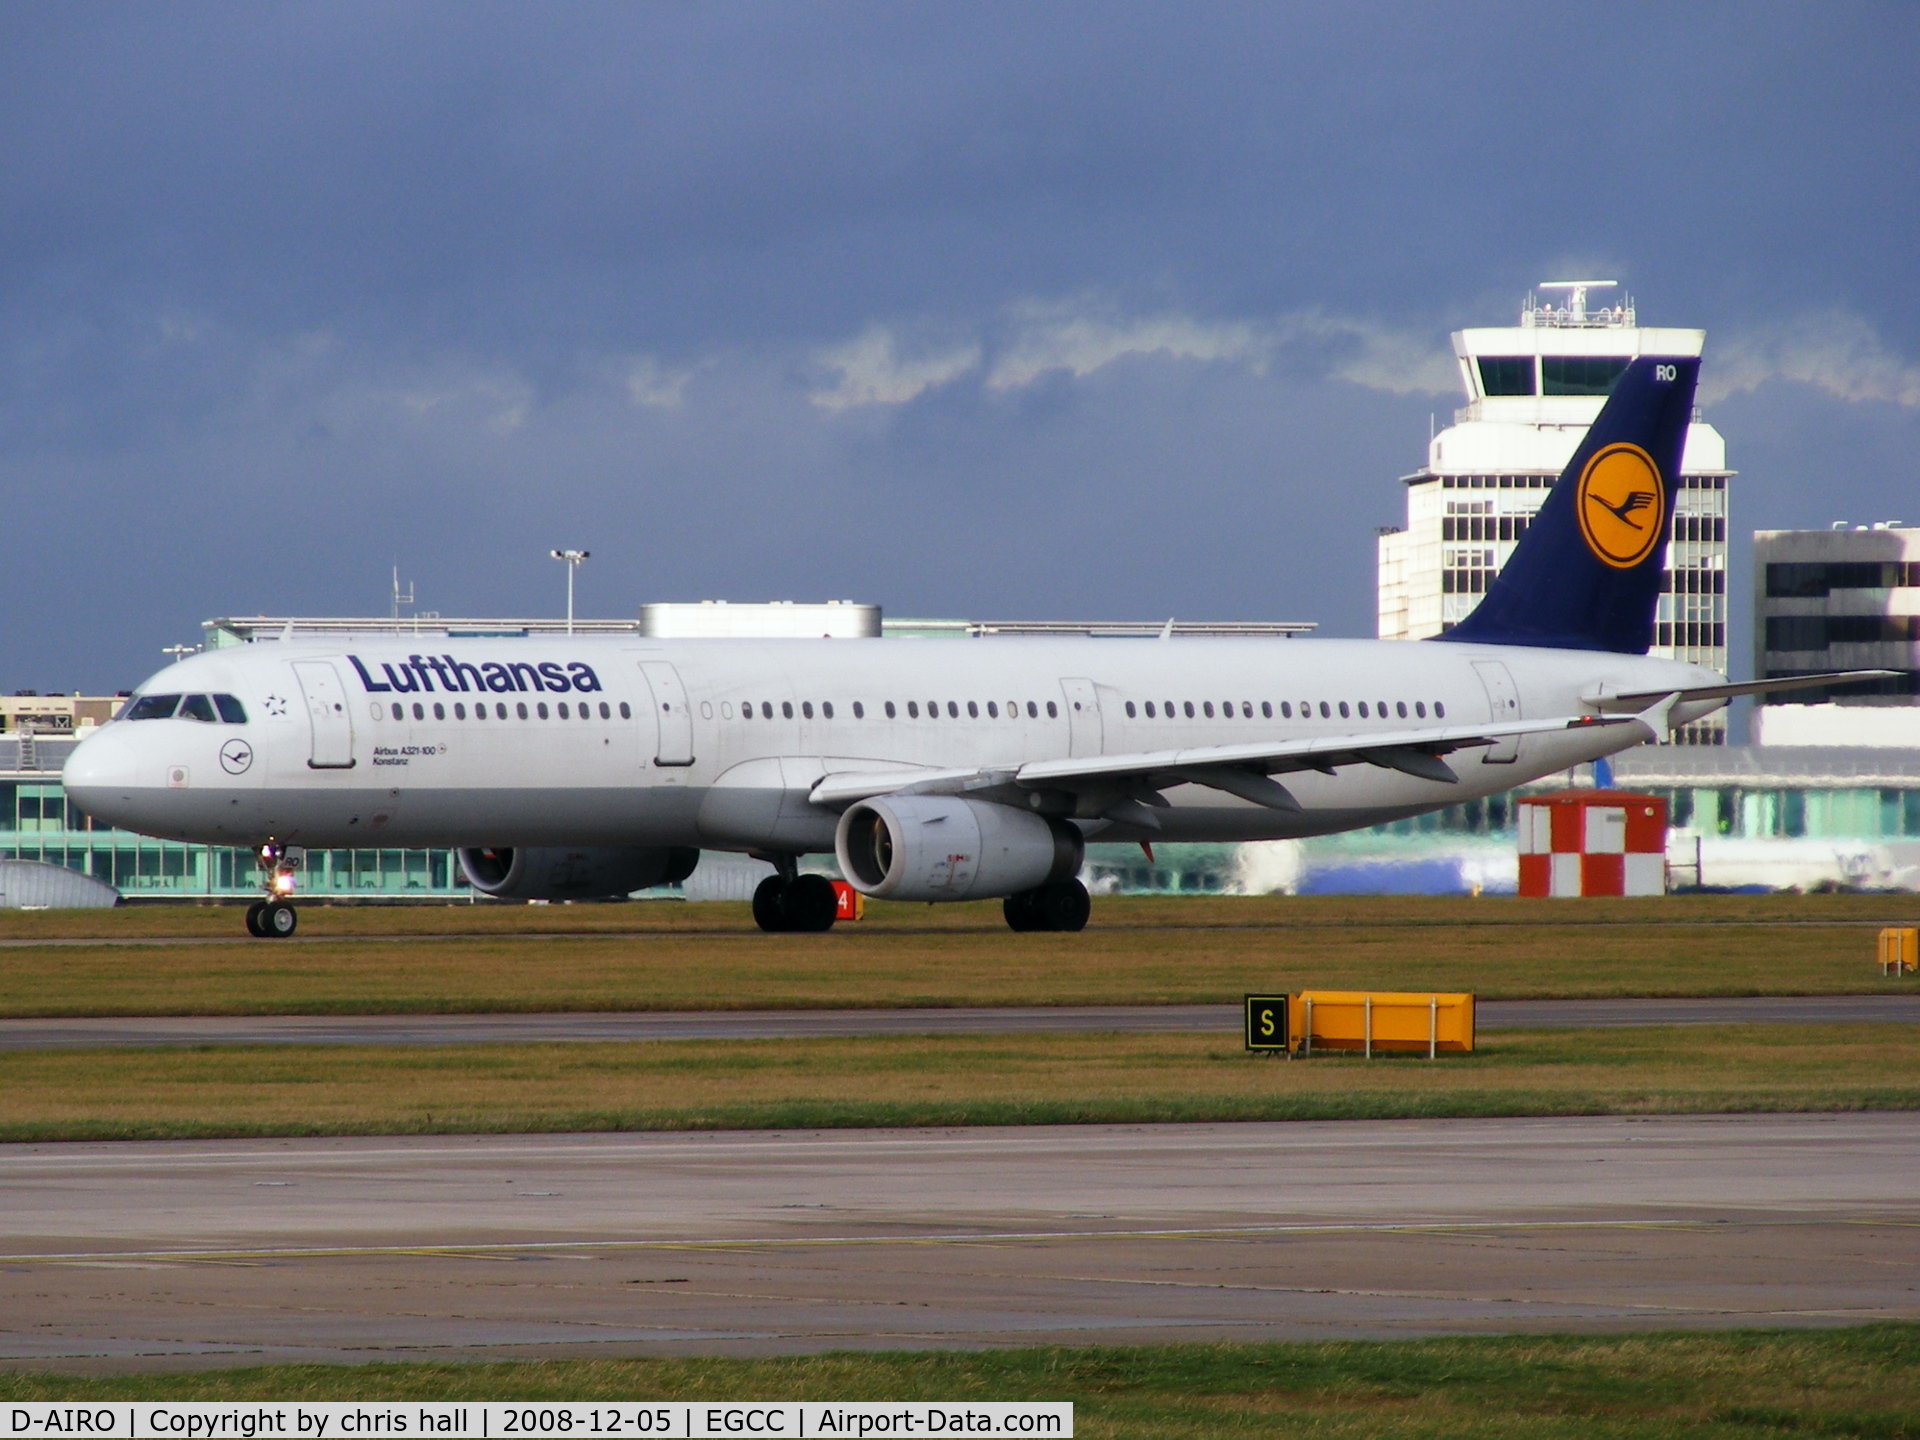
751, 859, 839, 934
1003, 879, 1091, 933
245, 844, 301, 938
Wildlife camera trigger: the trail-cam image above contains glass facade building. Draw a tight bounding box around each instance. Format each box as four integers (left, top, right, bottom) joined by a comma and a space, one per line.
1, 740, 470, 900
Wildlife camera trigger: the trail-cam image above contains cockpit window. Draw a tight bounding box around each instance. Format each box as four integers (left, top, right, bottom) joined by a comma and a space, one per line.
124, 694, 181, 721
178, 694, 218, 723
213, 694, 248, 724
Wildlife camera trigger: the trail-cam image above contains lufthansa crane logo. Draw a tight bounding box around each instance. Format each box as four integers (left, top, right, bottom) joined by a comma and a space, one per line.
1575, 442, 1665, 569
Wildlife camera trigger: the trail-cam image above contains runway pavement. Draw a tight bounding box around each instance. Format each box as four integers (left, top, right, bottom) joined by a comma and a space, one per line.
3, 1113, 1915, 1369
0, 994, 1916, 1050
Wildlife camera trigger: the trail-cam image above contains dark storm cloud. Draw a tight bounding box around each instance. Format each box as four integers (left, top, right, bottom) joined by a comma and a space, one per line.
1, 1, 1916, 690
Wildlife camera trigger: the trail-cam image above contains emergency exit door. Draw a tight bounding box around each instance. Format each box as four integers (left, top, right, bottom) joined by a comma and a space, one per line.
1059, 677, 1104, 757
639, 662, 695, 766
292, 660, 356, 769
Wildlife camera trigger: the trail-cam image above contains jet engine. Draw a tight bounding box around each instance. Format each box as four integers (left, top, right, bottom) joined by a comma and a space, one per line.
457, 846, 700, 902
834, 795, 1082, 902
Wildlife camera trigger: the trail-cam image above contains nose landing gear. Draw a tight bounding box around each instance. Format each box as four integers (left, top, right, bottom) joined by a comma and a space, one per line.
246, 844, 302, 938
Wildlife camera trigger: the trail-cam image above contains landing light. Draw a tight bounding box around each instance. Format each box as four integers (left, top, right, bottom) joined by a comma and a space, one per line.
272, 872, 296, 895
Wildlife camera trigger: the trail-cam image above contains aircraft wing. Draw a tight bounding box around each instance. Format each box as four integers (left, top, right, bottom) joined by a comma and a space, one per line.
808, 709, 1652, 821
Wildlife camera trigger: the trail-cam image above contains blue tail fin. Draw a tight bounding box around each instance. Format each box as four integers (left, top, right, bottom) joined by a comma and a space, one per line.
1435, 355, 1700, 654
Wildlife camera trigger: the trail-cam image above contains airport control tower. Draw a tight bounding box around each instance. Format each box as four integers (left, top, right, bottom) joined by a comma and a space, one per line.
1377, 283, 1730, 743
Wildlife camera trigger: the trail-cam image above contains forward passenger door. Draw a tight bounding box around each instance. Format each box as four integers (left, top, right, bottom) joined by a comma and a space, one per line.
292, 661, 356, 769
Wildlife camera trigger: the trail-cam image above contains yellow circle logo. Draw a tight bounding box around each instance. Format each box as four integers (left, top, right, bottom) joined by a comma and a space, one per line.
1575, 442, 1665, 569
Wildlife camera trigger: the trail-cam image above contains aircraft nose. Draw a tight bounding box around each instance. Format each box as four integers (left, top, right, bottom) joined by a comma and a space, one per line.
62, 730, 139, 804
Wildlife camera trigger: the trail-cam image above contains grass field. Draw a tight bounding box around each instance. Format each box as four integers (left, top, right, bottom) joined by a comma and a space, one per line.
1, 895, 1918, 1016
5, 1328, 1917, 1436
2, 1023, 1913, 1140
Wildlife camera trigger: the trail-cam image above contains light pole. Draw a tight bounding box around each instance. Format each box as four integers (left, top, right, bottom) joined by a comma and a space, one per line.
550, 550, 590, 635
162, 644, 196, 665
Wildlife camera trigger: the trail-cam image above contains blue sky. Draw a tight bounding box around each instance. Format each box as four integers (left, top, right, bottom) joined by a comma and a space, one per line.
3, 2, 1917, 691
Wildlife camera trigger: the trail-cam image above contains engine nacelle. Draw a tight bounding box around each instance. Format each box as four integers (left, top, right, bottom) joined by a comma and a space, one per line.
457, 846, 700, 902
835, 795, 1082, 902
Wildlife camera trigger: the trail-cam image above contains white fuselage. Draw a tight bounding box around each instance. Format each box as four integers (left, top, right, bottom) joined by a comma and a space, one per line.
63, 635, 1720, 854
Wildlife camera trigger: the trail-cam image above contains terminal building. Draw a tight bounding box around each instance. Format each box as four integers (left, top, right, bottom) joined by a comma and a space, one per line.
1376, 283, 1730, 742
1752, 523, 1920, 747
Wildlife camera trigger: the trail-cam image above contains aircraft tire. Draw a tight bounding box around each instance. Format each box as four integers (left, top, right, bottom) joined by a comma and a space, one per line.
751, 877, 791, 933
785, 874, 839, 933
244, 901, 267, 938
1002, 891, 1040, 932
262, 901, 298, 938
1037, 879, 1090, 933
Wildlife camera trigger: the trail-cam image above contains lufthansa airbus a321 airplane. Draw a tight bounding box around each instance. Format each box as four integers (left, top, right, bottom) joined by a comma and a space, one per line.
63, 357, 1868, 936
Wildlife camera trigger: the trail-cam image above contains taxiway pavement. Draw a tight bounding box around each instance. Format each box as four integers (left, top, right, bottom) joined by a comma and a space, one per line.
3, 1113, 1915, 1369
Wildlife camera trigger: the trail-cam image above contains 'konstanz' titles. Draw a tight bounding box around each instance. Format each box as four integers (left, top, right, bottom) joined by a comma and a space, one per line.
349, 655, 602, 696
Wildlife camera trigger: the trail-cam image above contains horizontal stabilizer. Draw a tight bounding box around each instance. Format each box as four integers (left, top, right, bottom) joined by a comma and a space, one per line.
1584, 670, 1899, 711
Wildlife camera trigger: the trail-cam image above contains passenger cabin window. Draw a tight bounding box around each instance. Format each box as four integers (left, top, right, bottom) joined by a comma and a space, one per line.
178, 695, 218, 722
1046, 701, 1058, 718
125, 695, 182, 721
619, 702, 631, 719
852, 702, 864, 718
1125, 701, 1137, 718
908, 701, 919, 718
885, 701, 896, 718
435, 703, 447, 720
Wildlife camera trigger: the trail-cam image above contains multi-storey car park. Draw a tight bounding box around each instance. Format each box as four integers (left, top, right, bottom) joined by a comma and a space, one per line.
1377, 282, 1730, 743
